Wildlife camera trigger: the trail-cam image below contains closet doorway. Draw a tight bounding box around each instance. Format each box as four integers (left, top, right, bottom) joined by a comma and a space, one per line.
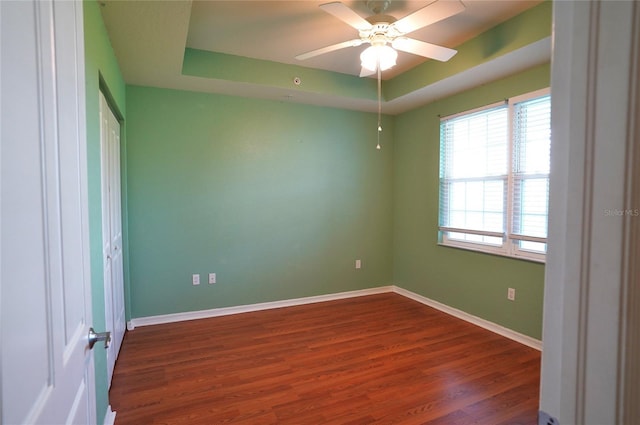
100, 91, 126, 386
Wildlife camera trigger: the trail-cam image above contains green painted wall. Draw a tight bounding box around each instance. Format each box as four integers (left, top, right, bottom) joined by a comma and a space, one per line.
393, 63, 550, 340
125, 86, 394, 318
83, 1, 127, 422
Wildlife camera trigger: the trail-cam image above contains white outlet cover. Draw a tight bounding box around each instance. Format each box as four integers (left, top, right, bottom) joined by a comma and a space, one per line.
192, 274, 200, 285
208, 273, 216, 284
355, 259, 361, 269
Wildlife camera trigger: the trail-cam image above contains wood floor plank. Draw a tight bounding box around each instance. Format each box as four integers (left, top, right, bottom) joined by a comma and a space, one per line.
110, 293, 540, 424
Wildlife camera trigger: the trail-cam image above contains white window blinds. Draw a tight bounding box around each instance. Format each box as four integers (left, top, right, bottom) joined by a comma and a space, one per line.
438, 89, 551, 261
512, 95, 551, 253
439, 104, 508, 246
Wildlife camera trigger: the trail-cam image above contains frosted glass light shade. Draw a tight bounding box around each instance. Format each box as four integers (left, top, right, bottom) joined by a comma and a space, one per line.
360, 45, 397, 72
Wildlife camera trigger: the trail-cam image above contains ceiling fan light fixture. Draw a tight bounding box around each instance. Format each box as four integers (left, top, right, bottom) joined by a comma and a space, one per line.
360, 44, 397, 72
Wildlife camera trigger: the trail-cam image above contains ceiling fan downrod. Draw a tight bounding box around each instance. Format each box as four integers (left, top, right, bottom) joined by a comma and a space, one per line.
366, 0, 391, 14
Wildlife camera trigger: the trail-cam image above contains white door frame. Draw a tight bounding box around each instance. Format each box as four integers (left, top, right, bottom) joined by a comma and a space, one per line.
540, 1, 640, 423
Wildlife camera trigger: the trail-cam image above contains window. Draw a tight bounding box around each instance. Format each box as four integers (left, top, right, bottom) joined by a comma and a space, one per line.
438, 88, 550, 262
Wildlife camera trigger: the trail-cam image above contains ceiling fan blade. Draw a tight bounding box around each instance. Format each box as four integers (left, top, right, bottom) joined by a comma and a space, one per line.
319, 2, 373, 31
359, 67, 376, 77
392, 0, 465, 35
392, 37, 457, 62
295, 39, 363, 61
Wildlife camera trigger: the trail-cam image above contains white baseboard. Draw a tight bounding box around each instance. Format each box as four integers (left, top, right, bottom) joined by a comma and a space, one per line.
129, 286, 394, 328
392, 286, 542, 351
128, 284, 541, 351
103, 405, 116, 425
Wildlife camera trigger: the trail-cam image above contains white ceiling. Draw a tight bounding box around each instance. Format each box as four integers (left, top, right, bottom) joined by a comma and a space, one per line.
99, 0, 549, 114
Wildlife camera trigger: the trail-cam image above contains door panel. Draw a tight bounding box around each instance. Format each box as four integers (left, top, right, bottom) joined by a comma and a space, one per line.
1, 3, 53, 418
1, 1, 95, 423
109, 103, 126, 360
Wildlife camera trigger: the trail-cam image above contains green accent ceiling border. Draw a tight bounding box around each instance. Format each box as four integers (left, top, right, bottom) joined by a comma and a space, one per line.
183, 48, 380, 101
181, 2, 551, 107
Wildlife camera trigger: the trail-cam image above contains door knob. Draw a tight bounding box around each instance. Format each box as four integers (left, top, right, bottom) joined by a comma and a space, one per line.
88, 327, 111, 349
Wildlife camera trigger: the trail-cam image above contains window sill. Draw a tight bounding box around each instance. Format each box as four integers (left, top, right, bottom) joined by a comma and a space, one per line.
437, 241, 546, 264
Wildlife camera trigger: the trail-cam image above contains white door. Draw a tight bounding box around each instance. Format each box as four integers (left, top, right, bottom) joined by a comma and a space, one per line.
1, 1, 100, 424
100, 92, 126, 385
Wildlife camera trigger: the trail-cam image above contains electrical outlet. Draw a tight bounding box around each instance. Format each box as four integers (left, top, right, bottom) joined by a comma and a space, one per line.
507, 287, 516, 301
208, 273, 216, 284
192, 274, 200, 286
355, 259, 361, 269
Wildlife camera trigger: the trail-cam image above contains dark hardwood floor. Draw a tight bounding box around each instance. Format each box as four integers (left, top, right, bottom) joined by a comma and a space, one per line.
109, 293, 540, 424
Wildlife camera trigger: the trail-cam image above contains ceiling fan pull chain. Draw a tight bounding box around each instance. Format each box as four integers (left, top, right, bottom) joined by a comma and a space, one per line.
376, 60, 382, 150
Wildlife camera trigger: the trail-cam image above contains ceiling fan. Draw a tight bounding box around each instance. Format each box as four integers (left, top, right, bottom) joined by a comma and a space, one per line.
295, 0, 465, 77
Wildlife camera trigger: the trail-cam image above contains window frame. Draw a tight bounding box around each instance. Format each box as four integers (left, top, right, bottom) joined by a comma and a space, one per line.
438, 88, 551, 263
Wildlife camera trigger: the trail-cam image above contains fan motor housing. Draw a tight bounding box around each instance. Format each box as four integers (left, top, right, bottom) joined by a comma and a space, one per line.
361, 18, 400, 41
